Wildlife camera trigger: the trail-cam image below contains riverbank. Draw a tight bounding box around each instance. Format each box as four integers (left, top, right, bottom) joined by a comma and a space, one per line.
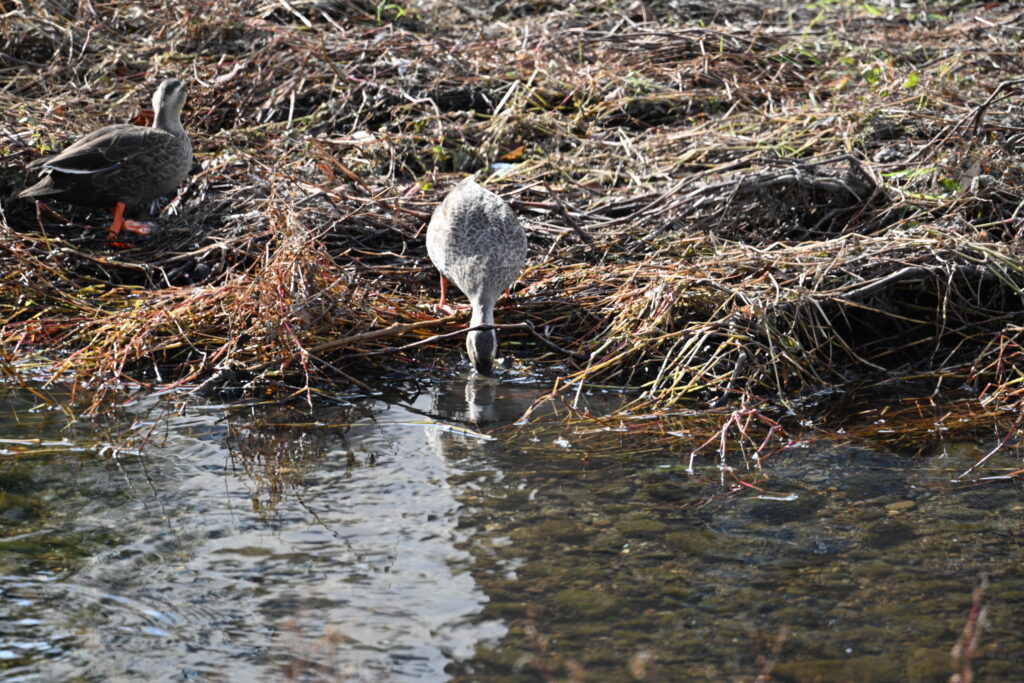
2, 1, 1023, 429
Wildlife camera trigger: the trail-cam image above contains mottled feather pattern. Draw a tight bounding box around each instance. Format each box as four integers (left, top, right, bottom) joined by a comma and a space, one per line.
426, 177, 527, 310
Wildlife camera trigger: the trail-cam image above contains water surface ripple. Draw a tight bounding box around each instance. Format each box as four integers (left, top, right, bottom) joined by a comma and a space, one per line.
1, 381, 1022, 681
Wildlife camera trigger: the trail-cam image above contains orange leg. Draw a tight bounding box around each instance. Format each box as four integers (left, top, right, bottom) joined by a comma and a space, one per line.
434, 276, 468, 316
439, 276, 449, 309
106, 202, 153, 246
106, 201, 127, 241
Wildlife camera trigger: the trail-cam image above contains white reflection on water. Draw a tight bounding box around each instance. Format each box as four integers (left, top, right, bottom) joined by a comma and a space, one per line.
0, 385, 514, 682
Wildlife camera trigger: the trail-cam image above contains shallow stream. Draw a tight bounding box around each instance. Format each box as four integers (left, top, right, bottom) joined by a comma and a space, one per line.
1, 379, 1022, 681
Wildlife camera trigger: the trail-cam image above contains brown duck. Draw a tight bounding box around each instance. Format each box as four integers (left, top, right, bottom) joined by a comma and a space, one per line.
19, 78, 192, 244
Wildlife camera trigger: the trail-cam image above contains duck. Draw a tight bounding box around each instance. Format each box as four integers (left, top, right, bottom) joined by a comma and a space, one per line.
19, 78, 192, 245
426, 175, 528, 375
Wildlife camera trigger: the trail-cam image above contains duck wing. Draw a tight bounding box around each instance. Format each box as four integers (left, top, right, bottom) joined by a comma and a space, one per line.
40, 124, 176, 176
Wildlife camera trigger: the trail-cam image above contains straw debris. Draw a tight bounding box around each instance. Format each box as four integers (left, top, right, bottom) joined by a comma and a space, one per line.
2, 0, 1024, 418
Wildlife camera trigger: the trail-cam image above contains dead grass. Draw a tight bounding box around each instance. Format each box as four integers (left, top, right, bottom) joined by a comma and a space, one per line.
2, 0, 1024, 426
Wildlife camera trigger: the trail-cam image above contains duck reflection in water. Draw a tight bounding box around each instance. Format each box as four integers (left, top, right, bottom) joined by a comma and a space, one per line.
426, 377, 546, 429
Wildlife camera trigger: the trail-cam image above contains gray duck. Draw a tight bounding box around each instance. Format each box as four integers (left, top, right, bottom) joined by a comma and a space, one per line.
426, 176, 528, 375
19, 78, 192, 244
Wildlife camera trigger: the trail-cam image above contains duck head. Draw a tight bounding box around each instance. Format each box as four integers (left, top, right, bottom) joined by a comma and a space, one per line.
152, 78, 187, 133
467, 327, 497, 375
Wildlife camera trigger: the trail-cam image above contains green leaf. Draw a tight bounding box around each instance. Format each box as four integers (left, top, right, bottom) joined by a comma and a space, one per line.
862, 66, 881, 85
903, 72, 919, 89
376, 2, 406, 23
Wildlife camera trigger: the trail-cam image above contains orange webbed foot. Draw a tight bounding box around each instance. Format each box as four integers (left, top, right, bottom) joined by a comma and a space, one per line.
121, 219, 155, 236
107, 222, 155, 246
105, 202, 154, 247
433, 302, 469, 316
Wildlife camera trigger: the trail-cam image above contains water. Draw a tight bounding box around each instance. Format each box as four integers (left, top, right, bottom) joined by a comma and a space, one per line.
1, 380, 1022, 681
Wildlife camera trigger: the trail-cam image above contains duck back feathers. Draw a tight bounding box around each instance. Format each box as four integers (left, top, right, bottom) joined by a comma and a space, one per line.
426, 177, 527, 311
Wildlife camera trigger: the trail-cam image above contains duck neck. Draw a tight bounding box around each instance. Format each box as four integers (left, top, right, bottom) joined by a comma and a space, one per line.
467, 303, 497, 375
154, 108, 185, 137
469, 303, 494, 330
